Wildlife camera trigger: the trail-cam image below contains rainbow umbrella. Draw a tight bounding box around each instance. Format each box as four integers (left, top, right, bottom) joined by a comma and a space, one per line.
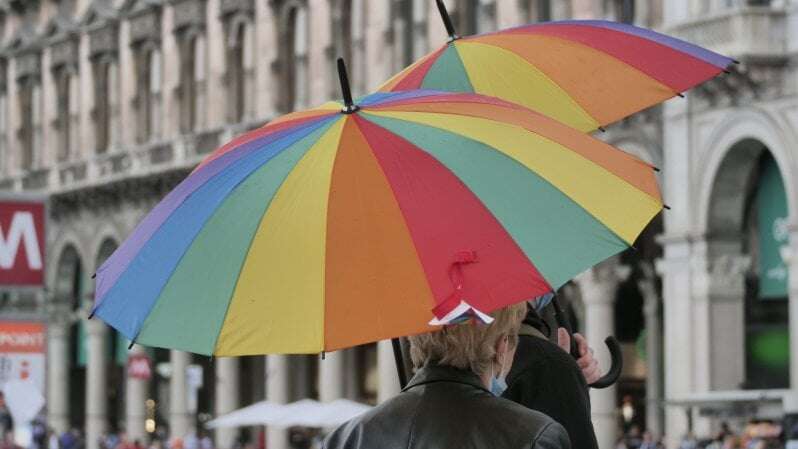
380, 2, 734, 133
92, 66, 663, 356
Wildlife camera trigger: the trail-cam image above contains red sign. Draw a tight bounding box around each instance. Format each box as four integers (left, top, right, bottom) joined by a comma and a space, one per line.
0, 321, 46, 392
127, 353, 152, 380
0, 200, 45, 286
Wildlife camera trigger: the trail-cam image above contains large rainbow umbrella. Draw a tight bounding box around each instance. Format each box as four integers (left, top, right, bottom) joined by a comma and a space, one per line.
381, 3, 734, 133
92, 86, 663, 356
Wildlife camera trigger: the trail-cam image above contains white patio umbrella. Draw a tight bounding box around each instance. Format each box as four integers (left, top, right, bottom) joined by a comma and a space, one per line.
206, 398, 372, 429
204, 401, 284, 428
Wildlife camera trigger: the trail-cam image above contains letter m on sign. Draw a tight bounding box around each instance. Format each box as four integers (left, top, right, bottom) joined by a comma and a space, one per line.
0, 200, 45, 286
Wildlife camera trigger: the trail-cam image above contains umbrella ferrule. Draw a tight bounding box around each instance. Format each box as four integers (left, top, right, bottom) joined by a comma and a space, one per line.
341, 104, 360, 114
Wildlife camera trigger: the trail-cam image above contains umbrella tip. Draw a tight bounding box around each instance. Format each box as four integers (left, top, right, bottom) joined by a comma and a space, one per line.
663, 204, 671, 210
337, 58, 359, 114
128, 340, 136, 350
598, 126, 607, 133
436, 0, 458, 40
91, 272, 97, 279
732, 59, 741, 65
676, 93, 685, 98
88, 311, 95, 320
653, 166, 661, 172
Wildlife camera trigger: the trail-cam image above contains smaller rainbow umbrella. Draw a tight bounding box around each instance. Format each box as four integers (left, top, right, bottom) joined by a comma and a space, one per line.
92, 62, 663, 357
380, 1, 734, 133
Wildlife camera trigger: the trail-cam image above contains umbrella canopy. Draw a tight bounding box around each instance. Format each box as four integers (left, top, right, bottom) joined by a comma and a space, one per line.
205, 399, 372, 429
92, 90, 662, 356
204, 401, 284, 429
380, 18, 734, 133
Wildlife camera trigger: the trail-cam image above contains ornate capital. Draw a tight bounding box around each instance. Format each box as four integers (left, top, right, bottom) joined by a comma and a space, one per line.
575, 258, 627, 305
89, 24, 118, 60
220, 0, 254, 18
173, 0, 206, 35
129, 9, 161, 46
16, 51, 41, 81
50, 37, 79, 72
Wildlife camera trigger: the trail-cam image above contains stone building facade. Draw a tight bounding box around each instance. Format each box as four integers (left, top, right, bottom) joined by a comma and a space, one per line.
0, 1, 795, 449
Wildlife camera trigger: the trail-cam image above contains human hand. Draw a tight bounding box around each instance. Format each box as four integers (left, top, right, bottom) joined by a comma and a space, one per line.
557, 328, 601, 384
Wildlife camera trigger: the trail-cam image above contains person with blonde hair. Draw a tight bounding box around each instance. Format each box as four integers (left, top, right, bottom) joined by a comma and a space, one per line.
323, 303, 571, 449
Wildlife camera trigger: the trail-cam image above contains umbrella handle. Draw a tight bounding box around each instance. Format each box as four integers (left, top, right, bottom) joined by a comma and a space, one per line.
391, 338, 409, 389
550, 296, 623, 389
589, 336, 623, 389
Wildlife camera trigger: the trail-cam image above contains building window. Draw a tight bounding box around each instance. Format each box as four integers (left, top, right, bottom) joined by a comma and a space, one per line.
178, 36, 198, 133
520, 0, 552, 23
92, 61, 115, 153
53, 67, 73, 162
0, 91, 7, 175
17, 78, 37, 170
225, 22, 248, 122
331, 0, 366, 97
612, 0, 635, 23
476, 0, 496, 33
277, 2, 309, 113
133, 47, 161, 144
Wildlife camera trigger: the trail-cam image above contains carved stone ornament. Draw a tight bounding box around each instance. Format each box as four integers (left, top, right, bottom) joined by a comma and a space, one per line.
16, 51, 41, 81
51, 38, 79, 71
89, 25, 119, 59
220, 0, 254, 18
129, 9, 161, 46
173, 0, 206, 33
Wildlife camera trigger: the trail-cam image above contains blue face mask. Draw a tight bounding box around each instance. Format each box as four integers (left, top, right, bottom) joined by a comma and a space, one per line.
490, 353, 508, 397
532, 292, 555, 313
491, 375, 508, 397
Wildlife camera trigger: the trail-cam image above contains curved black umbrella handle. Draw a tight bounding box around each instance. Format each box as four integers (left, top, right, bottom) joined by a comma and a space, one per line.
550, 296, 623, 389
589, 336, 623, 389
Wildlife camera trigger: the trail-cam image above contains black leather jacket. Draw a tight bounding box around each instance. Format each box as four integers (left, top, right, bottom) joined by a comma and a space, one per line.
323, 363, 571, 449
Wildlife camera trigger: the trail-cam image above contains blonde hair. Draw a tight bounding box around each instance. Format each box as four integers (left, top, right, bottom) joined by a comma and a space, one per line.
408, 303, 527, 377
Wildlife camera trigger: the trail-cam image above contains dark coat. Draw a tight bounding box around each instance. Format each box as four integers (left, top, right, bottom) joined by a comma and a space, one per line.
324, 363, 571, 449
502, 320, 599, 449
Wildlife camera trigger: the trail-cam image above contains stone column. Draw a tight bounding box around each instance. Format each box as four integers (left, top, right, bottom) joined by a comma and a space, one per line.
658, 238, 695, 448
169, 350, 191, 440
46, 314, 70, 434
659, 92, 695, 449
266, 355, 289, 449
689, 239, 748, 437
639, 264, 663, 437
214, 358, 239, 449
85, 319, 109, 449
125, 345, 149, 442
576, 261, 624, 449
377, 340, 401, 404
319, 351, 345, 402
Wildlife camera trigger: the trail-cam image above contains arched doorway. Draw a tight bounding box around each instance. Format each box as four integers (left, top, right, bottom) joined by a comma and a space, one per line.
54, 245, 86, 429
706, 139, 790, 390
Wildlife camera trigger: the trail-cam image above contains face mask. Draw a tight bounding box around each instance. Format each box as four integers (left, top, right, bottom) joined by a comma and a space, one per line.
532, 292, 555, 313
490, 352, 508, 397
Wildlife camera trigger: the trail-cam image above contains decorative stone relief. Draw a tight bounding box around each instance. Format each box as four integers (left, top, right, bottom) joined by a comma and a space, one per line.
129, 10, 161, 45
16, 52, 41, 81
221, 0, 254, 17
173, 0, 206, 34
89, 25, 118, 59
51, 38, 79, 71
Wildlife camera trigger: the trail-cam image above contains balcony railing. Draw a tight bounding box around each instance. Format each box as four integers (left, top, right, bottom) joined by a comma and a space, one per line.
0, 122, 255, 193
668, 6, 787, 61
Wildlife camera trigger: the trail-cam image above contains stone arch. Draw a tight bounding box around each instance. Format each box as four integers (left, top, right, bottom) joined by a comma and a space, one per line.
53, 243, 85, 310
696, 108, 795, 391
698, 108, 797, 236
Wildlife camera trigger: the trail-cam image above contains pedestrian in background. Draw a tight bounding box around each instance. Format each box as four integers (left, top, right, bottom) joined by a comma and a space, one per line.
503, 302, 601, 449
